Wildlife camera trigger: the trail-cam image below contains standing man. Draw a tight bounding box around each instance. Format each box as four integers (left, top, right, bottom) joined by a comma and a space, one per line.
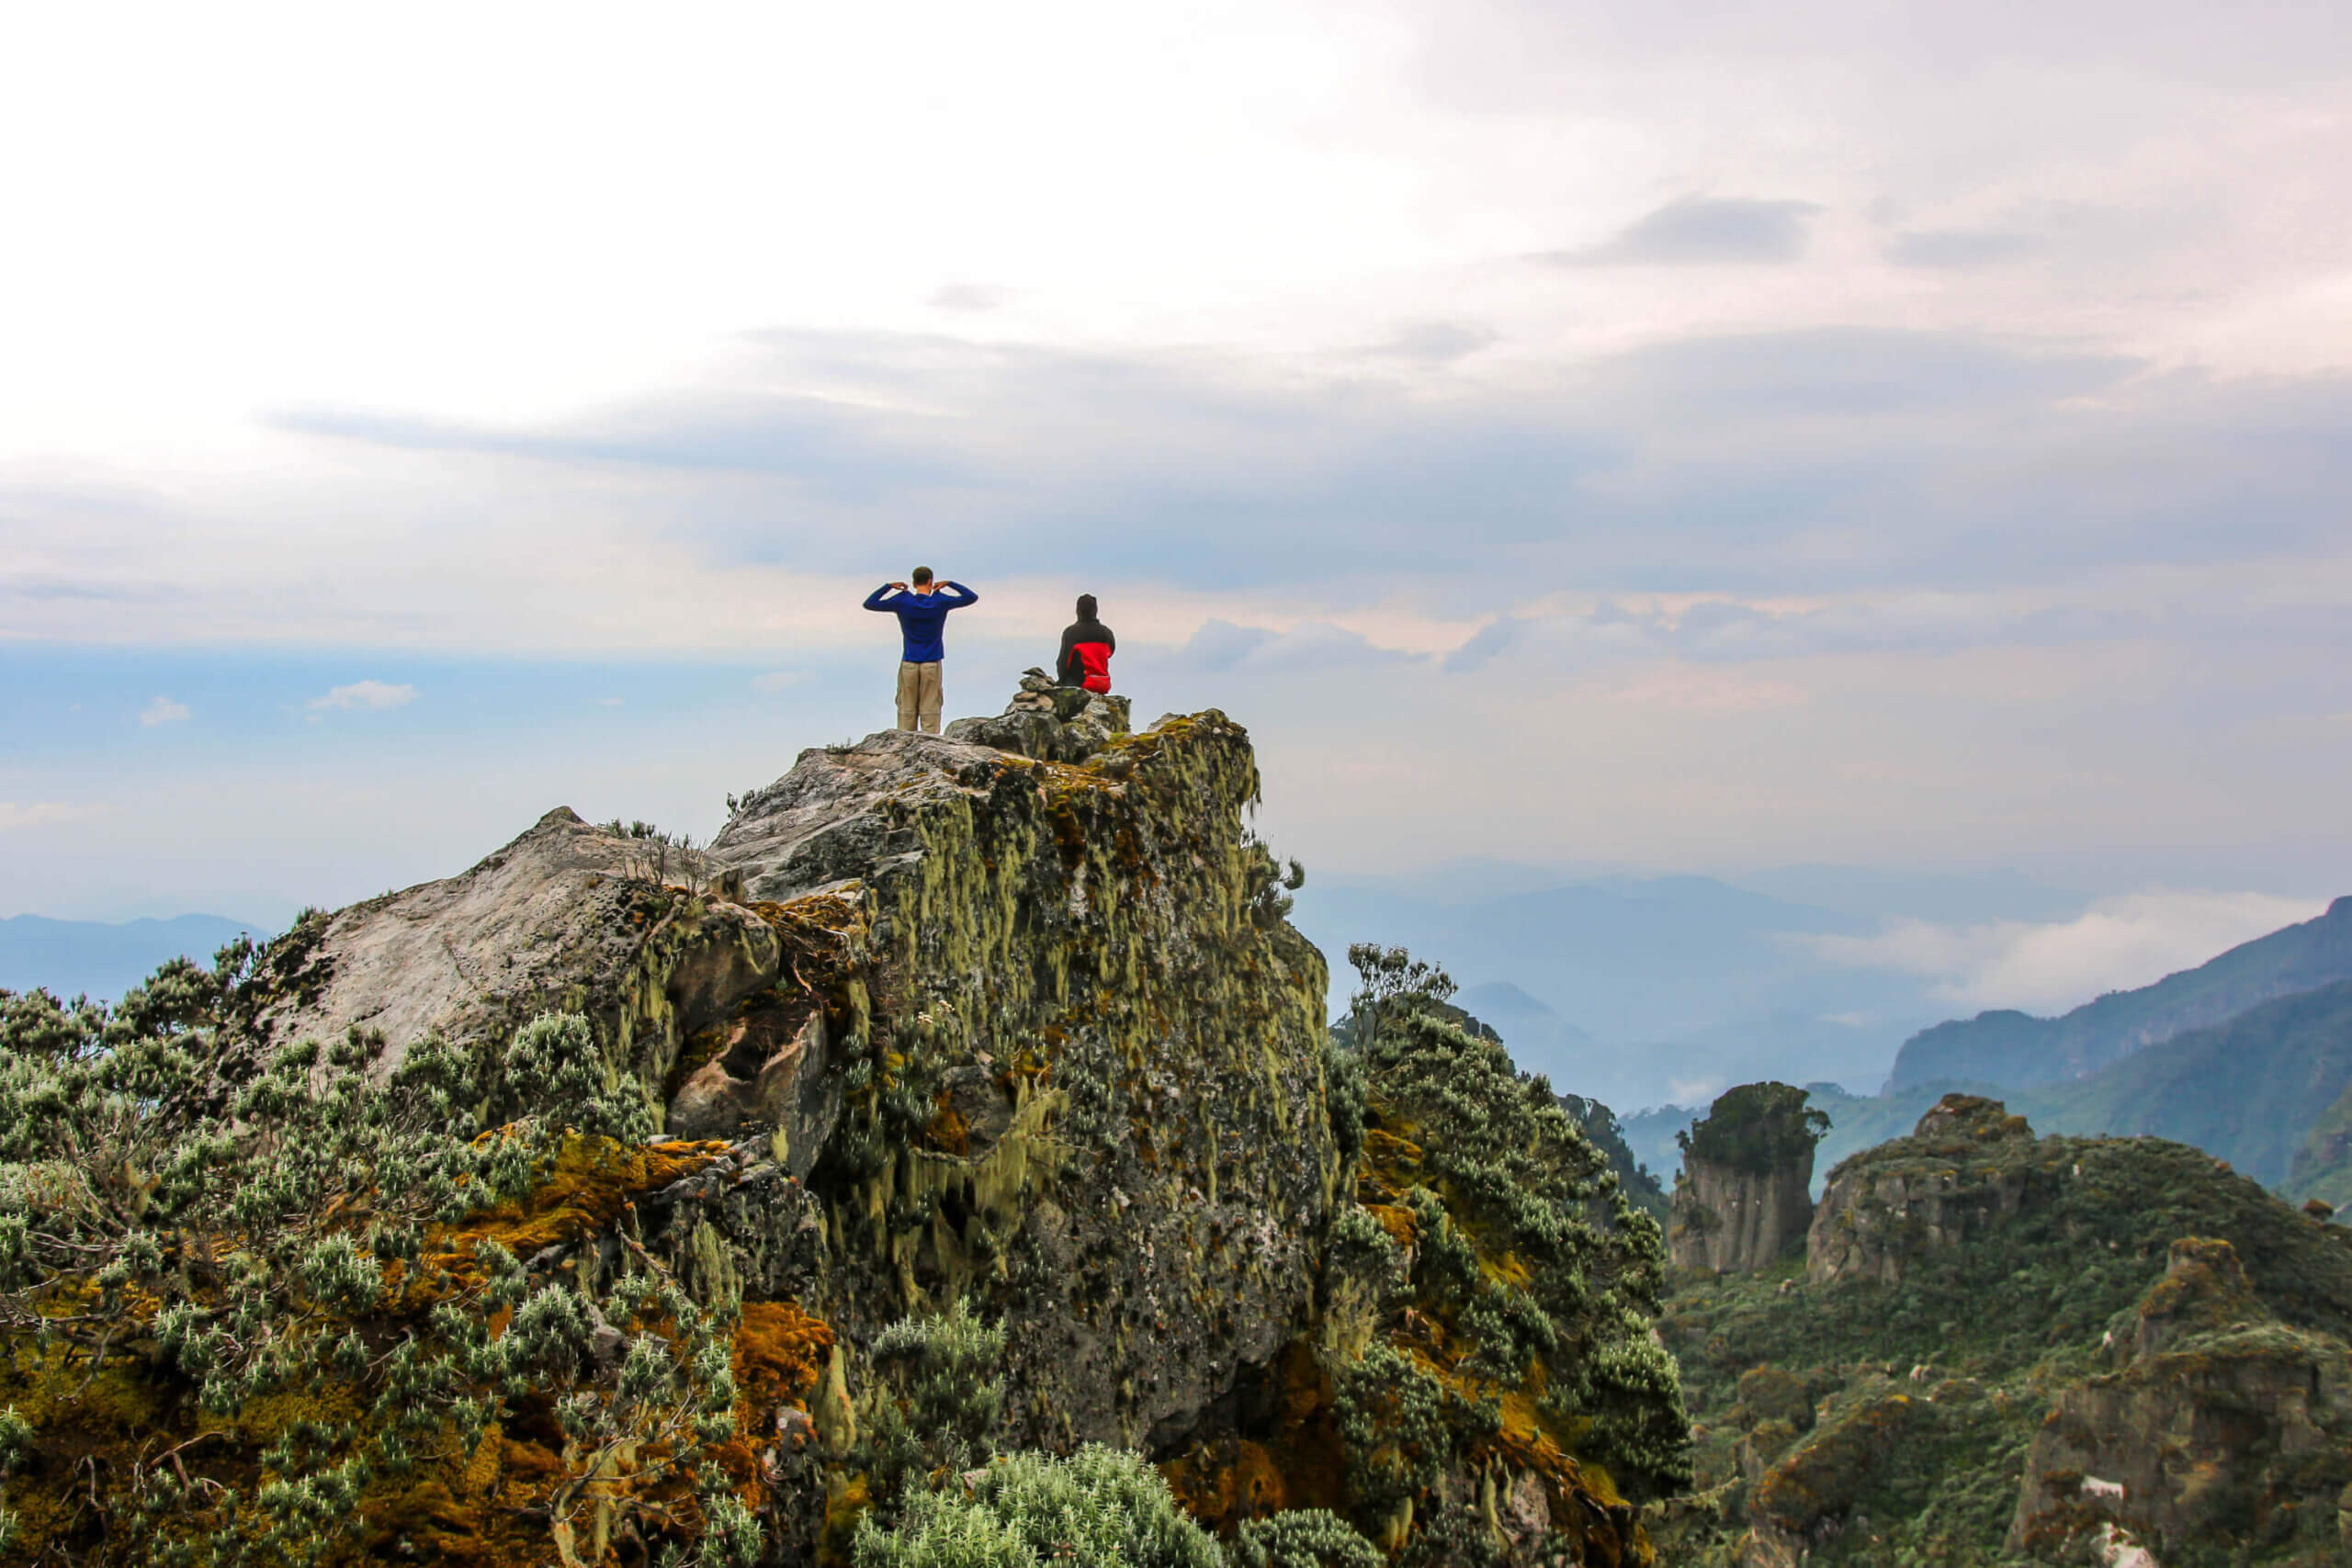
863, 568, 978, 734
1057, 593, 1115, 693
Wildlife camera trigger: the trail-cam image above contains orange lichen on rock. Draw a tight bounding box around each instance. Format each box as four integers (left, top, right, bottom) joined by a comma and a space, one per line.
411, 1133, 734, 1294
1355, 1126, 1424, 1204
751, 887, 865, 942
1364, 1201, 1417, 1247
734, 1299, 834, 1416
924, 1089, 971, 1157
1160, 1341, 1347, 1539
1162, 1437, 1289, 1535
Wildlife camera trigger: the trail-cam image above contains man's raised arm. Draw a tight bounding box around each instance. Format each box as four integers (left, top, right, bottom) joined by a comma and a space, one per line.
939, 581, 978, 606
862, 583, 903, 610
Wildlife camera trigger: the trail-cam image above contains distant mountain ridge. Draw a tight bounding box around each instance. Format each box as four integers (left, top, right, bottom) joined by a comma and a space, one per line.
2018, 976, 2352, 1193
1291, 872, 1944, 1104
1885, 895, 2352, 1091
0, 913, 260, 1003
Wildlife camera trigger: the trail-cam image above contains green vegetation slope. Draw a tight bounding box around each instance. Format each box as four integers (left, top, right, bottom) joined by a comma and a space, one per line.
1649, 1096, 2352, 1566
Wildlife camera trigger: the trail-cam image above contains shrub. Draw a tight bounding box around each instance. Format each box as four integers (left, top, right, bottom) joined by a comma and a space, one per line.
1677, 1082, 1829, 1176
851, 1445, 1223, 1568
1228, 1509, 1383, 1568
864, 1297, 1011, 1515
495, 1009, 651, 1142
0, 942, 752, 1565
1343, 950, 1691, 1496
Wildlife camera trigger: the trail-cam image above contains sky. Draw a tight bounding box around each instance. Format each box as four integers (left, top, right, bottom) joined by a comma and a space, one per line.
5, 0, 2351, 1020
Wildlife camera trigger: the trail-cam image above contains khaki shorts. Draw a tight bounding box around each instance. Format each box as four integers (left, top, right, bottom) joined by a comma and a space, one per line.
896, 661, 943, 734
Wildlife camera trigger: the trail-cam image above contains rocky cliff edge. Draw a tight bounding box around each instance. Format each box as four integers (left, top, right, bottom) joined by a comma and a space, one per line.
4, 690, 1680, 1566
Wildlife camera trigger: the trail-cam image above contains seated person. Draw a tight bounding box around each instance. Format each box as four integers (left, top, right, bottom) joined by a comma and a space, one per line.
1057, 594, 1115, 693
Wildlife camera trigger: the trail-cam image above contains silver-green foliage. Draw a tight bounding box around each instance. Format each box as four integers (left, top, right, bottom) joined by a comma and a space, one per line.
0, 940, 752, 1565
865, 1296, 1010, 1511
851, 1445, 1223, 1568
496, 1009, 652, 1142
1229, 1508, 1384, 1568
1338, 944, 1693, 1498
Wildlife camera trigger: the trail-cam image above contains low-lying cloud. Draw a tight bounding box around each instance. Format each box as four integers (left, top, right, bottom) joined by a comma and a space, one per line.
1175, 619, 1419, 676
1803, 889, 2330, 1016
1542, 197, 1824, 266
250, 324, 2352, 613
305, 681, 417, 716
0, 802, 92, 831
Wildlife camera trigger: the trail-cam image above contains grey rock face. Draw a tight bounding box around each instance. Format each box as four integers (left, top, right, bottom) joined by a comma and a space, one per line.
241, 807, 789, 1110
666, 1007, 842, 1179
1669, 1152, 1814, 1274
2010, 1238, 2352, 1563
709, 728, 1010, 906
220, 697, 1336, 1555
1807, 1095, 2048, 1286
943, 670, 1133, 762
768, 707, 1336, 1460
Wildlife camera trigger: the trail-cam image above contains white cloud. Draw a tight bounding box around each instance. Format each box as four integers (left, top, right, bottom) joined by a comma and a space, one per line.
1, 0, 2350, 913
1668, 1076, 1728, 1108
139, 696, 189, 727
1602, 663, 1809, 713
1804, 890, 2329, 1016
0, 802, 91, 831
752, 671, 807, 693
305, 681, 417, 716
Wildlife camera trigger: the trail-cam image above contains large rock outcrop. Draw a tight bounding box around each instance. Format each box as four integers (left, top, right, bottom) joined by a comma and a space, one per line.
243, 806, 786, 1095
41, 690, 1683, 1566
238, 704, 1336, 1464
1655, 1093, 2352, 1567
2011, 1237, 2352, 1564
1668, 1083, 1824, 1275
1805, 1093, 2041, 1286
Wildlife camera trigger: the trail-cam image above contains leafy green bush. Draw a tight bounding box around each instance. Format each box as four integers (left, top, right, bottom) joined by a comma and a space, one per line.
865, 1296, 1010, 1510
1677, 1082, 1829, 1176
850, 1445, 1223, 1568
1229, 1508, 1383, 1568
1344, 945, 1690, 1496
0, 942, 754, 1565
1556, 1091, 1669, 1221
493, 1008, 652, 1142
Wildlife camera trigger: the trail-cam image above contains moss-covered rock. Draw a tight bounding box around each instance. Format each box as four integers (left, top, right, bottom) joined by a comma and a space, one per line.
0, 698, 1691, 1565
1653, 1097, 2352, 1567
2012, 1238, 2352, 1565
1668, 1085, 1824, 1277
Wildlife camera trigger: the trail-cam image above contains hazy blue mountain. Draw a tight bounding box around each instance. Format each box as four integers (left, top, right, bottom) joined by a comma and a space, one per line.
1724, 863, 2086, 926
1295, 873, 1901, 1042
1453, 981, 1594, 1064
1619, 1102, 1697, 1190
1651, 979, 2352, 1204
1886, 895, 2352, 1091
0, 914, 260, 1003
2014, 976, 2352, 1192
1638, 1009, 1931, 1103
1293, 872, 1958, 1106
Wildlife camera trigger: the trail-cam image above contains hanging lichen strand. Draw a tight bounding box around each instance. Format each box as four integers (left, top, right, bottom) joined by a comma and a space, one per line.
0, 704, 1691, 1565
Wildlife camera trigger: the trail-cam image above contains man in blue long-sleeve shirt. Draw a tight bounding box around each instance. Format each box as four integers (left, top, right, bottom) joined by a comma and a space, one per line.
862, 568, 978, 734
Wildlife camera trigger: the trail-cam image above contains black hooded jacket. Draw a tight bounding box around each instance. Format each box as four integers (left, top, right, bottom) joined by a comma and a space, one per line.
1057, 615, 1115, 689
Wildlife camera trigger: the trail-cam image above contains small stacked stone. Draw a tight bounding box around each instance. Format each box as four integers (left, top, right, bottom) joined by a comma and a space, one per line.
1011, 668, 1059, 714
